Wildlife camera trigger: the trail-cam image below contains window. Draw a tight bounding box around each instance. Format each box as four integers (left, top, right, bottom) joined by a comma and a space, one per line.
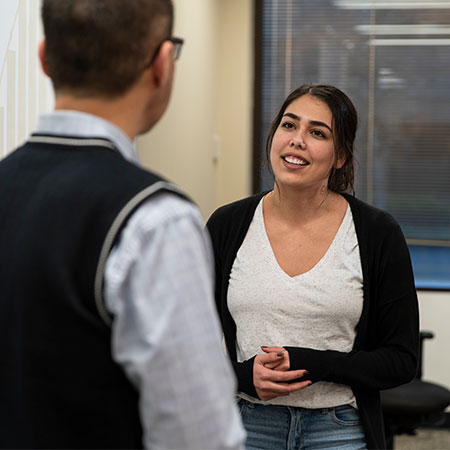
253, 0, 450, 289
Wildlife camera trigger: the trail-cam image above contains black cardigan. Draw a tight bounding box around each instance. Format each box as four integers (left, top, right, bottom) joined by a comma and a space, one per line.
206, 192, 419, 450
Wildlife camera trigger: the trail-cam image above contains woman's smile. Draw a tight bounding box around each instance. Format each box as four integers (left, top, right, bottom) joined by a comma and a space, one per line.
281, 153, 310, 168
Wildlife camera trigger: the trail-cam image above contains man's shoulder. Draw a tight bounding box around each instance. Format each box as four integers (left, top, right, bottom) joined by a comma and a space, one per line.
129, 190, 202, 235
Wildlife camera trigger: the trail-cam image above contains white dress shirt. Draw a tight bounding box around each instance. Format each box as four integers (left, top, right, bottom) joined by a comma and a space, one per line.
36, 111, 245, 450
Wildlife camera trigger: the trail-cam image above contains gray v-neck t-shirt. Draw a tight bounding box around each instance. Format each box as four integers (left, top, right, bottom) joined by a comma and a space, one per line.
228, 198, 363, 408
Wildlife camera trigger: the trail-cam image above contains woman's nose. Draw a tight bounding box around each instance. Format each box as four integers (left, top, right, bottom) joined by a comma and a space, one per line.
289, 135, 305, 149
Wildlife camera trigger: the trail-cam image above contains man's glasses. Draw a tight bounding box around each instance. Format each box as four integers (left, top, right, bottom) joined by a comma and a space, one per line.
146, 36, 184, 68
169, 37, 184, 61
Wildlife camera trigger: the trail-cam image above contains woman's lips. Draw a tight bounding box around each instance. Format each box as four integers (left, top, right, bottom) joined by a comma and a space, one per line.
281, 154, 310, 167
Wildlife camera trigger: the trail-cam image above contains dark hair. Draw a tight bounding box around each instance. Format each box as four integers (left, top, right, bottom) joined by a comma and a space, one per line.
41, 0, 174, 97
265, 83, 358, 194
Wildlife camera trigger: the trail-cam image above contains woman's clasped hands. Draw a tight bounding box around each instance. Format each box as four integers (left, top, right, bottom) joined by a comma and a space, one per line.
253, 346, 311, 401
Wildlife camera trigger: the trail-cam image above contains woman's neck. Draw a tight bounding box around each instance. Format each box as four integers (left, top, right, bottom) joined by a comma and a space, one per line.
266, 183, 340, 226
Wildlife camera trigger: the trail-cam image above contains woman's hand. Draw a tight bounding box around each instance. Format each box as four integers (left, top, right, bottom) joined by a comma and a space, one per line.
253, 352, 310, 401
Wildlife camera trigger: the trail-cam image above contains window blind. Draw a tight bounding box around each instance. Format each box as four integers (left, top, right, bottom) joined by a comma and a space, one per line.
255, 0, 450, 288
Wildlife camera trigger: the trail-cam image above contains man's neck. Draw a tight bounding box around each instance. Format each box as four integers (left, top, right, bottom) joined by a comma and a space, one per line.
54, 93, 145, 141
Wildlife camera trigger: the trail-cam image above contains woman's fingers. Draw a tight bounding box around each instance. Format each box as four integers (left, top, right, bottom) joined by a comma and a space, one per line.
261, 346, 284, 354
264, 360, 285, 370
255, 378, 311, 401
261, 346, 290, 371
264, 354, 289, 371
255, 351, 286, 366
262, 368, 308, 383
253, 353, 310, 401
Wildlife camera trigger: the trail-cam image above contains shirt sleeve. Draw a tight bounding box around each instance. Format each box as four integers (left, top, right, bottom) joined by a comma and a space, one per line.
104, 191, 245, 450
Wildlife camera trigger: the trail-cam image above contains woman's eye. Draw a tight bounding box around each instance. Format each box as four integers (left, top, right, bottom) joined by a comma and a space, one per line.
281, 121, 294, 129
311, 129, 325, 138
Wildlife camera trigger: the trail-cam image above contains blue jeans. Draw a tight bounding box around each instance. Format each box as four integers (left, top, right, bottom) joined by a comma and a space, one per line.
238, 399, 367, 450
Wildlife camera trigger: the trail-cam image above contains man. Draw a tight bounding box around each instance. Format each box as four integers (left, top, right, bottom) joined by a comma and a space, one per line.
0, 1, 245, 448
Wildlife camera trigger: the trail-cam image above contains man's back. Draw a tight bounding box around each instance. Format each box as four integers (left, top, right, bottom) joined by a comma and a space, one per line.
0, 112, 245, 449
0, 138, 165, 448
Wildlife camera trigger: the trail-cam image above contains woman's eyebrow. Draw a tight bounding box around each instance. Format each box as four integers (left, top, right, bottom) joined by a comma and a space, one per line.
282, 112, 300, 121
282, 112, 332, 133
310, 120, 332, 133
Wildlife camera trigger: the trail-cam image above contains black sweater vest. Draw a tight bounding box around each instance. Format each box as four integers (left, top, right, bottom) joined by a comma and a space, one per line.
0, 136, 183, 449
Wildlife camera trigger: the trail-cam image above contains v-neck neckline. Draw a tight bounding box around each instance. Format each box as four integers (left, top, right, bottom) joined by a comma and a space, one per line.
257, 197, 350, 280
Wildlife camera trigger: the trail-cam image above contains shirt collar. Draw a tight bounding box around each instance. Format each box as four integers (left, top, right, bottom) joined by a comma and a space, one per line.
35, 110, 140, 164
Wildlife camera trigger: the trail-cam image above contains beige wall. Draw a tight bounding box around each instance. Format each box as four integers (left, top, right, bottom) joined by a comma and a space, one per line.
215, 0, 253, 210
137, 0, 253, 220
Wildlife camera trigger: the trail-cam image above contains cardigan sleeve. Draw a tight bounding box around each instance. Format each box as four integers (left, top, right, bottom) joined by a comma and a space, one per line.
206, 196, 263, 399
206, 214, 259, 399
232, 359, 259, 398
285, 213, 419, 391
285, 295, 417, 390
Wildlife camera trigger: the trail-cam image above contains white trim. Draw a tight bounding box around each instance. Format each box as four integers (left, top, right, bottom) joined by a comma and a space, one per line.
28, 135, 117, 151
93, 181, 184, 326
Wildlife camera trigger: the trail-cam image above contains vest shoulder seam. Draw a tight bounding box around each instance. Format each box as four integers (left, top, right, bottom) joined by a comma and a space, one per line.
94, 181, 184, 326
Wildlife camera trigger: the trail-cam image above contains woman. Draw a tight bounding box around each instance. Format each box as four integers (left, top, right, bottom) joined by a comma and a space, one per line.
206, 84, 419, 449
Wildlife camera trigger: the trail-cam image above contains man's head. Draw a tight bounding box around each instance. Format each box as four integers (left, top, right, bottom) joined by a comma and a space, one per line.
41, 0, 174, 98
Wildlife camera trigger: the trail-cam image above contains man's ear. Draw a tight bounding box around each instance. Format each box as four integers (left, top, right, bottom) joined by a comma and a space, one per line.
150, 40, 173, 89
38, 39, 51, 77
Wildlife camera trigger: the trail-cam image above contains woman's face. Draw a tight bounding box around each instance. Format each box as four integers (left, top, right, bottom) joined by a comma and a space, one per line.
270, 94, 345, 192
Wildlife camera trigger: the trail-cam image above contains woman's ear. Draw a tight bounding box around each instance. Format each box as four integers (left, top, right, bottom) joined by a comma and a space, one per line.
38, 39, 51, 77
150, 40, 174, 89
335, 152, 347, 170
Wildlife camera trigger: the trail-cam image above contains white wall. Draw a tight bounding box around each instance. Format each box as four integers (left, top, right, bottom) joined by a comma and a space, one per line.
418, 291, 450, 403
0, 0, 53, 157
